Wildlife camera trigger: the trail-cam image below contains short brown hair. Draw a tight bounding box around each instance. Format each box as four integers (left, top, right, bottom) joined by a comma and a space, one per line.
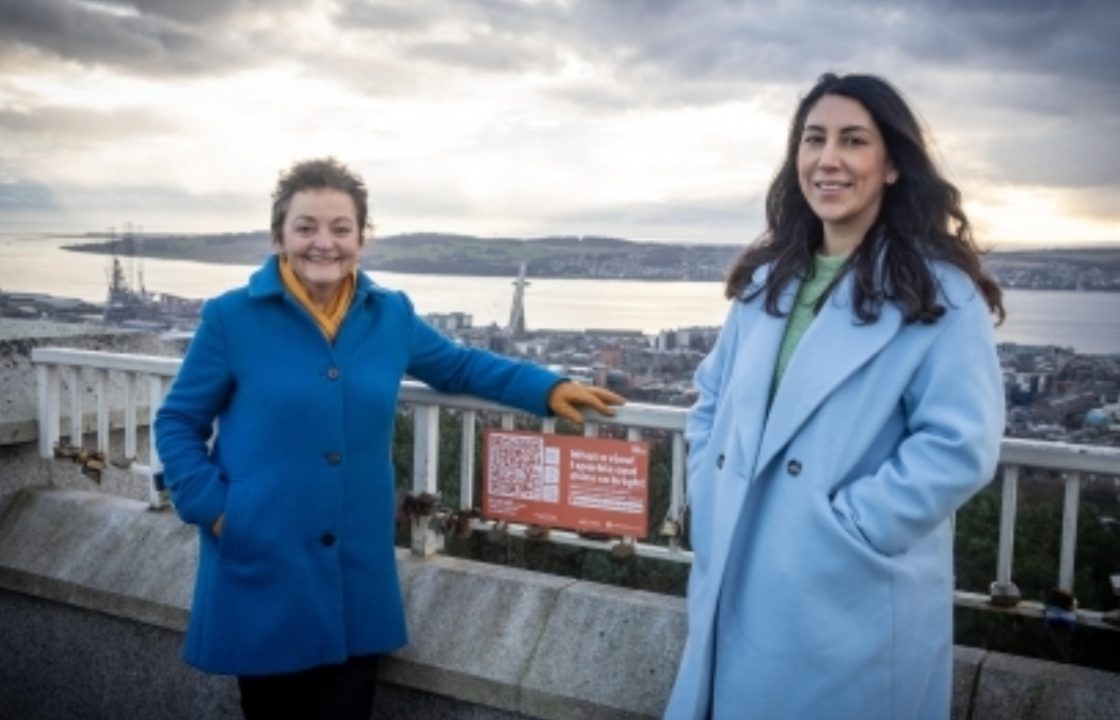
270, 157, 371, 245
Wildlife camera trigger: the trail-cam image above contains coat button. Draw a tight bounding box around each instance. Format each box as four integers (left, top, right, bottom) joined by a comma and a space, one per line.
716, 453, 725, 469
326, 367, 340, 380
787, 459, 802, 476
326, 452, 342, 465
321, 532, 336, 547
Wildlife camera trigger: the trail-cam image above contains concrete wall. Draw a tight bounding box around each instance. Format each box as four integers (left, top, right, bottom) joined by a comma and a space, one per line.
1, 486, 1118, 720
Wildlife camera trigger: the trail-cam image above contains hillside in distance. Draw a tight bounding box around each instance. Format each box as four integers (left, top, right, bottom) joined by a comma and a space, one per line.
65, 231, 742, 281
63, 231, 1120, 288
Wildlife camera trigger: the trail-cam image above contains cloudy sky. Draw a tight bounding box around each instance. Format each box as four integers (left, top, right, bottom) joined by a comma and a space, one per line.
0, 0, 1117, 248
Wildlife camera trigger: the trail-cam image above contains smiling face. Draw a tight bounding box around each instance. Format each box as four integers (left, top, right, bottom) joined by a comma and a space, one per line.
275, 188, 361, 305
797, 94, 898, 255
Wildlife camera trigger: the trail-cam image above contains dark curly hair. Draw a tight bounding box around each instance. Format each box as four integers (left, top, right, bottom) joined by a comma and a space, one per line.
270, 157, 371, 246
726, 73, 1004, 324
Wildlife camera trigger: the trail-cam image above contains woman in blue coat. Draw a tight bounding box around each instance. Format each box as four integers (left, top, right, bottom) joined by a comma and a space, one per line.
155, 157, 621, 719
665, 74, 1006, 719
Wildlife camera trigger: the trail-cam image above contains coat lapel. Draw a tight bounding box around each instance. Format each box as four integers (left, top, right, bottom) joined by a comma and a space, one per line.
699, 277, 795, 604
755, 268, 902, 476
727, 281, 797, 478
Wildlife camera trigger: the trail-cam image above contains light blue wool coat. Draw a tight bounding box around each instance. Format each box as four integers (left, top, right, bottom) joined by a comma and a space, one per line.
155, 256, 561, 675
665, 262, 1005, 720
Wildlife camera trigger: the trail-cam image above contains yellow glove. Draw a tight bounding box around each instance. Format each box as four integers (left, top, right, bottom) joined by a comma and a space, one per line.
547, 381, 625, 425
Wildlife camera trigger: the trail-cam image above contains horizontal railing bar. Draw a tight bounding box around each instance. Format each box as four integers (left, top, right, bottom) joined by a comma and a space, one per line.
955, 591, 1116, 632
30, 348, 1120, 473
399, 381, 688, 431
1000, 438, 1120, 475
31, 348, 182, 376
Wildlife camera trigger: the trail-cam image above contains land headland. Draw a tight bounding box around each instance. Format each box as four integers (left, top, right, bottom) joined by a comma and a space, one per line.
62, 231, 1120, 288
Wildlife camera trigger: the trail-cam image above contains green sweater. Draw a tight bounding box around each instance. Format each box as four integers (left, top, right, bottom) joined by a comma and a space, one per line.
771, 253, 848, 398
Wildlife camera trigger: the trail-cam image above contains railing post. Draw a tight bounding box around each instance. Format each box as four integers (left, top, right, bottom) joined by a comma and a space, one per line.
147, 375, 169, 509
123, 371, 138, 461
67, 367, 82, 448
411, 405, 442, 557
95, 369, 110, 454
669, 432, 686, 551
990, 464, 1021, 607
1058, 472, 1081, 594
36, 364, 60, 458
459, 410, 476, 510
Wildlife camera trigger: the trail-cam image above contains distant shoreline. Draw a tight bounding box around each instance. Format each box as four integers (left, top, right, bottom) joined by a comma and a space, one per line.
58, 232, 1120, 290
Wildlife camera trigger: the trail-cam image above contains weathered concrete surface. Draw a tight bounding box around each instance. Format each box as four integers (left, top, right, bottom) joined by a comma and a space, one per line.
952, 645, 986, 720
391, 555, 576, 713
0, 488, 195, 630
520, 581, 684, 719
0, 486, 1117, 720
971, 651, 1120, 720
0, 590, 530, 720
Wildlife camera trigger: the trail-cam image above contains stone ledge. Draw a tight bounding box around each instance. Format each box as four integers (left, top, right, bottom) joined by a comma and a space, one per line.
972, 651, 1120, 720
0, 487, 1117, 720
0, 488, 194, 631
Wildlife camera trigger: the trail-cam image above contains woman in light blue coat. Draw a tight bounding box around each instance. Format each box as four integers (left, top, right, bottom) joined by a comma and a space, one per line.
155, 158, 622, 720
666, 74, 1006, 719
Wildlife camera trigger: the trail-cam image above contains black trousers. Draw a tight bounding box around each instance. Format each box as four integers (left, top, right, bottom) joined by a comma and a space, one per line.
237, 655, 380, 720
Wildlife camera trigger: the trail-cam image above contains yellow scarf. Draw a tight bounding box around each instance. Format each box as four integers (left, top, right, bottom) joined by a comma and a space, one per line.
278, 254, 357, 341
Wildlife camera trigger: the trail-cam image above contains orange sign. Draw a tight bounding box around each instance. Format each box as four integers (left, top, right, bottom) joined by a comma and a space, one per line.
483, 430, 649, 537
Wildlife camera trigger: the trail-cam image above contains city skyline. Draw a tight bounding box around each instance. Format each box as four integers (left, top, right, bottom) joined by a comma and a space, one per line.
1, 0, 1118, 249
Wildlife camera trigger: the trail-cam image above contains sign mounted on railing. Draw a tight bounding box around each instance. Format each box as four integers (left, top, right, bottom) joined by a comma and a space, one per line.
483, 430, 649, 537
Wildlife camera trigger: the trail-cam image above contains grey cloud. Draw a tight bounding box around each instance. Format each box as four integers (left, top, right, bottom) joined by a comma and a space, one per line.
92, 0, 304, 26
3, 0, 1118, 206
59, 182, 256, 212
549, 0, 1120, 192
0, 178, 55, 211
981, 116, 1120, 188
336, 0, 563, 75
901, 2, 1120, 92
335, 0, 562, 37
406, 36, 561, 74
0, 180, 263, 232
0, 0, 259, 76
333, 2, 434, 32
328, 0, 1120, 198
555, 0, 1120, 114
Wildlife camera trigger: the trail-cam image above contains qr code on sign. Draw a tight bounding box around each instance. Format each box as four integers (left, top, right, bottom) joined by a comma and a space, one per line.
488, 434, 547, 501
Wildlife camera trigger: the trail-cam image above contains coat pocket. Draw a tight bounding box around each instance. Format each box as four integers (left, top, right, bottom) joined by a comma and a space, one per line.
822, 488, 895, 562
218, 476, 261, 566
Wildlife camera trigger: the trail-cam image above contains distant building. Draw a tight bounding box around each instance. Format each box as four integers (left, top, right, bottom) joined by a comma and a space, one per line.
426, 312, 473, 334
599, 345, 622, 369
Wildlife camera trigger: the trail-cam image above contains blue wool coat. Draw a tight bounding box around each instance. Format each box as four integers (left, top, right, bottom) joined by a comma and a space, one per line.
665, 263, 1004, 720
155, 256, 561, 675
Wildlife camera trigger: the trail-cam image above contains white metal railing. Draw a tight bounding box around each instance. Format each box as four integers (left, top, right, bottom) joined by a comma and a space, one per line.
28, 347, 1120, 627
33, 347, 180, 508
